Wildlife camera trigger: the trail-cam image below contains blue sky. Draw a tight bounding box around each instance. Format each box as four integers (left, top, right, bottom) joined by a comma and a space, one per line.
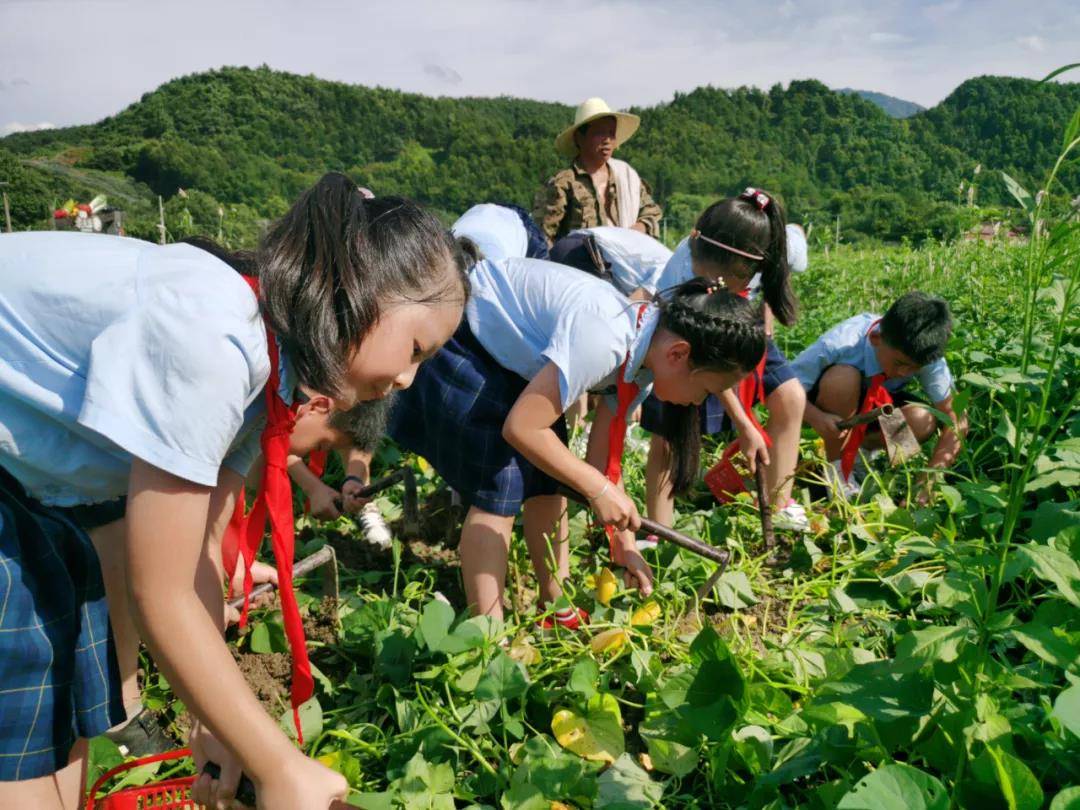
1, 0, 1077, 136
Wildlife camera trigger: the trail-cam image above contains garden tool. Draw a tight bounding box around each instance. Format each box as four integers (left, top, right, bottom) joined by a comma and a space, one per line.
558, 486, 731, 568
836, 403, 921, 464
697, 465, 773, 601
227, 544, 339, 614
337, 465, 420, 536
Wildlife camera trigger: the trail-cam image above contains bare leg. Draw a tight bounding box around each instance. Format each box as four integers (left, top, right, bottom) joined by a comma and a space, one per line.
458, 507, 515, 619
522, 495, 569, 605
88, 519, 140, 717
645, 434, 675, 526
812, 364, 862, 460
0, 738, 89, 810
762, 379, 806, 505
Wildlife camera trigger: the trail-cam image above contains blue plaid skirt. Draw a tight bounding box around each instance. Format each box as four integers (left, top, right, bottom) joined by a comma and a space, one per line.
388, 322, 567, 517
641, 339, 797, 439
0, 466, 124, 780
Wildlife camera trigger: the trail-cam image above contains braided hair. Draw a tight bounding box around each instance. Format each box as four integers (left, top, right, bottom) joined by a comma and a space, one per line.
689, 189, 798, 326
655, 278, 766, 493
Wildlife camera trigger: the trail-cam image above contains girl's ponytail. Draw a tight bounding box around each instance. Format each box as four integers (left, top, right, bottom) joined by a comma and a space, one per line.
689, 189, 798, 327
746, 189, 797, 327
655, 279, 766, 493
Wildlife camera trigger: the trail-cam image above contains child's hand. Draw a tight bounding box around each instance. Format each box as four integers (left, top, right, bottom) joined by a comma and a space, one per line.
589, 481, 641, 532
226, 561, 280, 626
815, 412, 851, 446
254, 755, 348, 810
308, 481, 342, 521
737, 427, 771, 473
340, 477, 371, 514
190, 721, 244, 809
614, 537, 654, 597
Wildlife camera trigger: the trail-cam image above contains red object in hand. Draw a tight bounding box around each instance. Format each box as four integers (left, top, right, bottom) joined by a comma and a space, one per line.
53, 209, 68, 218
705, 442, 747, 503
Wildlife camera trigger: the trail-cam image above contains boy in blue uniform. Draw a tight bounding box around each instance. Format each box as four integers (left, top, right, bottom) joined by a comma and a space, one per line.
791, 291, 968, 499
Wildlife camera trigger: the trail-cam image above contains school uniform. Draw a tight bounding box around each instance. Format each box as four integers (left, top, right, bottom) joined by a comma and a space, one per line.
639, 232, 804, 440
388, 257, 656, 516
452, 203, 550, 262
790, 313, 954, 405
549, 226, 673, 298
0, 232, 284, 780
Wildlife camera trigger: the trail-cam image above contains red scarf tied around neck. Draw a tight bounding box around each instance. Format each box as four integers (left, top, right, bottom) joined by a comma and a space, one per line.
221, 276, 312, 743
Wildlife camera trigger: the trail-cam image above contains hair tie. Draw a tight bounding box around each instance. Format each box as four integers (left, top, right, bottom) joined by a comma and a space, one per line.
740, 187, 771, 211
690, 228, 765, 262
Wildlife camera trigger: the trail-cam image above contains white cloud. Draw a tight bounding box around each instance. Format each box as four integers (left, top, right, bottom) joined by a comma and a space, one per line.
869, 31, 912, 45
1016, 35, 1045, 52
2, 121, 56, 135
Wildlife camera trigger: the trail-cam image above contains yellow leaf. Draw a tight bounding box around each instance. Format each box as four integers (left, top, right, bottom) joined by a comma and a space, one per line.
508, 639, 542, 666
590, 627, 627, 656
630, 601, 661, 627
551, 803, 573, 810
551, 694, 624, 764
317, 752, 339, 768
417, 457, 432, 475
638, 752, 654, 771
594, 567, 618, 606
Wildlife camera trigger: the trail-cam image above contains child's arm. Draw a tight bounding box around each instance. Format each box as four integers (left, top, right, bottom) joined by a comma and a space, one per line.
927, 394, 967, 470
585, 398, 654, 595
287, 453, 341, 520
125, 460, 346, 809
503, 362, 640, 532
716, 387, 771, 471
341, 446, 373, 513
802, 399, 851, 448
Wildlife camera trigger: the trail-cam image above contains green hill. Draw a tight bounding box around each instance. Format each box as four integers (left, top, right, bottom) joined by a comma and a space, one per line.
2, 66, 1077, 245
837, 88, 925, 118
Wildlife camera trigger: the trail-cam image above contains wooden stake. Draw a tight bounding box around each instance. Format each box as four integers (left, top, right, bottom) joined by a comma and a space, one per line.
157, 195, 166, 245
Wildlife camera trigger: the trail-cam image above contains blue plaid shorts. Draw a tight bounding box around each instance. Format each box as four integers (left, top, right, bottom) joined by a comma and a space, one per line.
389, 322, 567, 517
0, 466, 124, 780
641, 339, 797, 439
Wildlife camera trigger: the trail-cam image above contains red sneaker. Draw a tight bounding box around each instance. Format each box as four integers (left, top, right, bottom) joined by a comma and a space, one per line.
538, 605, 590, 632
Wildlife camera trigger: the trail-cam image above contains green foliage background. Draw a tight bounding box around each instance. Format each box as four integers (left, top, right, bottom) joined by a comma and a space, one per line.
2, 66, 1078, 244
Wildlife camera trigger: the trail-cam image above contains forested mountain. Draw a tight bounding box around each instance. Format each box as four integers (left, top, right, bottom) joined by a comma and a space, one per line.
837, 88, 925, 118
1, 66, 1077, 245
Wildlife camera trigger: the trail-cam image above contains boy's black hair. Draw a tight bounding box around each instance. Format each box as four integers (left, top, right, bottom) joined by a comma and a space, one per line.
330, 394, 394, 452
879, 291, 953, 365
655, 278, 765, 494
690, 191, 798, 326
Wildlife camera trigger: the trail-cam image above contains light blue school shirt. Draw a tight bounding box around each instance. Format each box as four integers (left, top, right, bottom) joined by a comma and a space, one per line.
569, 227, 673, 298
452, 204, 528, 262
0, 232, 287, 507
466, 257, 658, 418
789, 313, 954, 403
654, 224, 810, 297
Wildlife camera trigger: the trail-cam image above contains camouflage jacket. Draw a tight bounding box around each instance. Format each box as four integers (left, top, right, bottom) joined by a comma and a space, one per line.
532, 160, 663, 244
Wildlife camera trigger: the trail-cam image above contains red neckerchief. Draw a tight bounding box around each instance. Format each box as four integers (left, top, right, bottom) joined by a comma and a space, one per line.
222, 276, 312, 743
602, 304, 648, 559
839, 319, 894, 479
735, 288, 771, 446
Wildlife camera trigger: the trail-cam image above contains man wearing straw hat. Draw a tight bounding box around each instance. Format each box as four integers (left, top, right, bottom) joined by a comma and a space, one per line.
533, 97, 663, 245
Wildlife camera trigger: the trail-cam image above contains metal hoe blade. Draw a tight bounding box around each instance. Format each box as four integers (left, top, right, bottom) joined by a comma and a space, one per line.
878, 407, 921, 464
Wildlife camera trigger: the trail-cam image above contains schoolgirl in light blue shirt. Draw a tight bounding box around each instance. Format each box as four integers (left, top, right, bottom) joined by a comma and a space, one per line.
389, 253, 765, 628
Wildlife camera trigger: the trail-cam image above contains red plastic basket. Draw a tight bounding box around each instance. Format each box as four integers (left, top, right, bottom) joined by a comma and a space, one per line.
85, 748, 197, 809
704, 442, 748, 504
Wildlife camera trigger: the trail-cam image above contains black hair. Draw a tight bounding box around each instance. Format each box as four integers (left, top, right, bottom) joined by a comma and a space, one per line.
329, 394, 395, 453
689, 191, 798, 326
255, 172, 471, 397
879, 291, 953, 365
655, 278, 766, 493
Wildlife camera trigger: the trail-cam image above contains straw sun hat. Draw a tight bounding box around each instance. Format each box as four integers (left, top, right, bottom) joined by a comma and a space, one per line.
554, 97, 640, 158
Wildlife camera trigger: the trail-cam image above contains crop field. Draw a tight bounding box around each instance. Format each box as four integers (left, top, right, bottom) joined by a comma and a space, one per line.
86, 162, 1079, 808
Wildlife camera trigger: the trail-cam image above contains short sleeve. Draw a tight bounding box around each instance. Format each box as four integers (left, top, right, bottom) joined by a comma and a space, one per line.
78, 302, 268, 487
918, 358, 954, 403
790, 336, 835, 392
542, 309, 625, 412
